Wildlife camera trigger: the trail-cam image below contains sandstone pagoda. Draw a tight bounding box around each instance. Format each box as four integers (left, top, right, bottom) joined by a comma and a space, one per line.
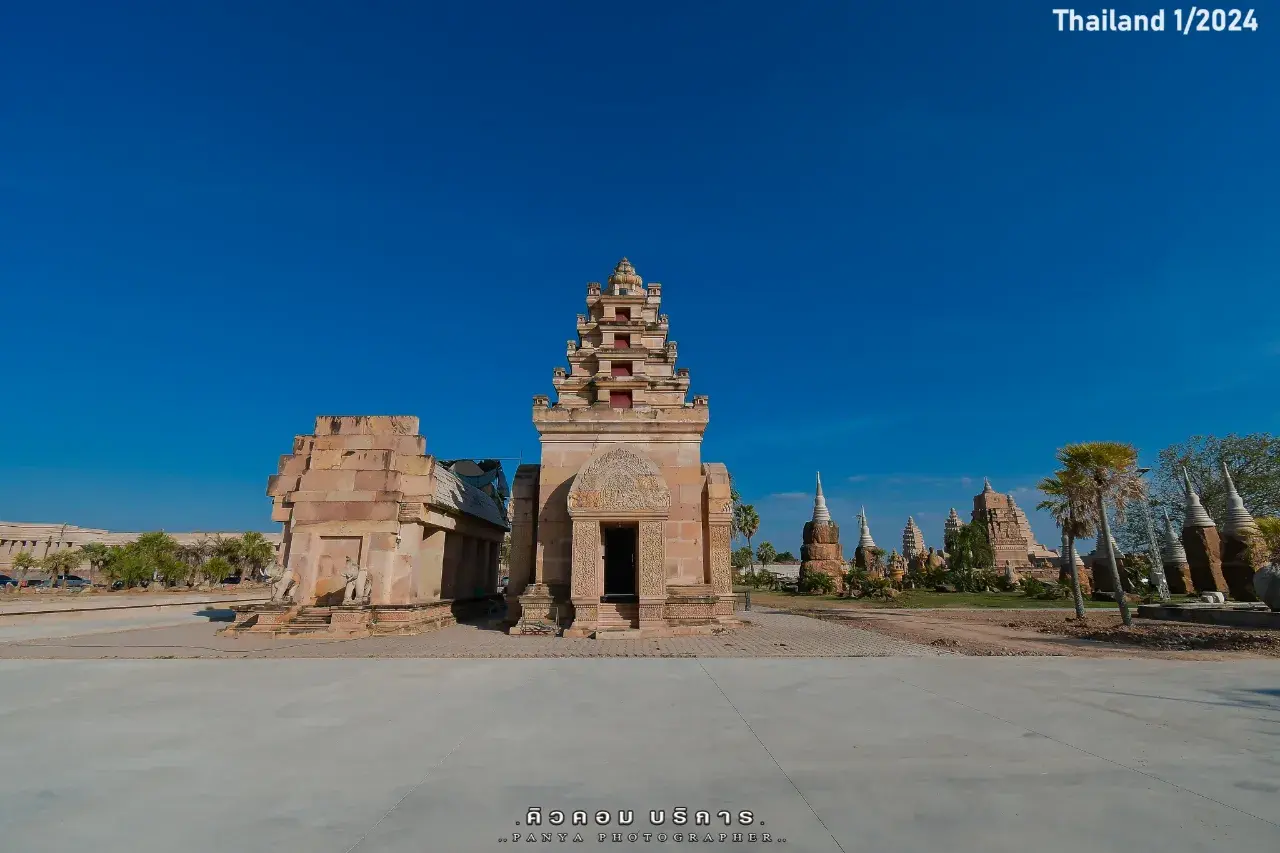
799, 472, 844, 592
506, 258, 736, 637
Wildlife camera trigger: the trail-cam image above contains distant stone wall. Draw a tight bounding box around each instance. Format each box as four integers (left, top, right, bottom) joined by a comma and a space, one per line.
0, 522, 282, 573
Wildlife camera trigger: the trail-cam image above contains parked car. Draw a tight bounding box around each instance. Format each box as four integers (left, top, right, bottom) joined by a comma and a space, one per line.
220, 575, 241, 585
0, 574, 17, 588
57, 575, 91, 589
23, 578, 48, 588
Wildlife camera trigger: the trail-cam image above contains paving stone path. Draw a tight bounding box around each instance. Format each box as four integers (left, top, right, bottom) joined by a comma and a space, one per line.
0, 610, 941, 658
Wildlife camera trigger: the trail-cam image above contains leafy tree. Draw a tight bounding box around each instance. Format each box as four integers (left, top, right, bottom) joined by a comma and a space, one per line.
946, 522, 993, 572
1256, 517, 1280, 567
203, 556, 235, 584
1059, 442, 1147, 626
79, 542, 113, 587
756, 541, 776, 570
733, 503, 760, 556
102, 532, 184, 588
41, 548, 85, 588
731, 546, 753, 570
776, 550, 796, 563
12, 551, 38, 586
1128, 434, 1280, 540
237, 532, 276, 580
1038, 467, 1097, 619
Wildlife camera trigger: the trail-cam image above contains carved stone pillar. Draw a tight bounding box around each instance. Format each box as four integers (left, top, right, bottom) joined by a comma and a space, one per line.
565, 520, 601, 637
638, 520, 666, 630
707, 523, 735, 618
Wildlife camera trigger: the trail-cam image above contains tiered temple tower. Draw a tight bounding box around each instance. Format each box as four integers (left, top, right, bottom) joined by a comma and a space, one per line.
548, 258, 691, 411
944, 507, 963, 546
507, 258, 736, 637
972, 479, 1056, 573
902, 517, 926, 563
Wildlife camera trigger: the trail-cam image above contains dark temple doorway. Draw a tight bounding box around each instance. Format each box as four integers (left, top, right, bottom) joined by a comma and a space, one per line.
602, 524, 638, 602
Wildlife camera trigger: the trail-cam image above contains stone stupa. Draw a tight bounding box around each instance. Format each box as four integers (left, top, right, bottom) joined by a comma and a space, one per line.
1180, 468, 1228, 595
1220, 462, 1263, 601
799, 473, 845, 592
1160, 508, 1194, 595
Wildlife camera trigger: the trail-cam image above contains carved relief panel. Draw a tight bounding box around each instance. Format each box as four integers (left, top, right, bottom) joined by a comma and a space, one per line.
638, 520, 666, 598
571, 520, 601, 600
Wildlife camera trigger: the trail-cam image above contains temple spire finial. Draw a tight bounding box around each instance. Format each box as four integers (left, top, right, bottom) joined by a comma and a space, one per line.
811, 472, 831, 524
607, 257, 643, 294
858, 506, 876, 549
1221, 461, 1260, 537
1181, 467, 1215, 529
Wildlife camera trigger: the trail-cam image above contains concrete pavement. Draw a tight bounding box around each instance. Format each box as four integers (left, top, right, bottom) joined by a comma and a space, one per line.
1, 655, 1277, 852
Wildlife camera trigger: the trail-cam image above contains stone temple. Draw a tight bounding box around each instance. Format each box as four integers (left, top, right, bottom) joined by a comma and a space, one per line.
230, 415, 508, 635
506, 259, 737, 637
972, 479, 1057, 576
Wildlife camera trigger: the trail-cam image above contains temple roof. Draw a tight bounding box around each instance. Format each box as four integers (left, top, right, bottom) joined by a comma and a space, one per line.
607, 257, 644, 293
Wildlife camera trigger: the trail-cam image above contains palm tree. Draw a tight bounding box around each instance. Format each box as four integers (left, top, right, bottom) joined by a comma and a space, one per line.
734, 504, 760, 558
41, 548, 85, 589
1059, 442, 1148, 626
238, 532, 276, 581
79, 542, 112, 588
1038, 468, 1097, 619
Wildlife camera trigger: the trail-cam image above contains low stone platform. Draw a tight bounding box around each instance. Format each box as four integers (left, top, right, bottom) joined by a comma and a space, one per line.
1137, 602, 1280, 630
222, 597, 501, 638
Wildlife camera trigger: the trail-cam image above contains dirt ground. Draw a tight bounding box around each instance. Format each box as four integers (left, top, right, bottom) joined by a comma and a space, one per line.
775, 605, 1280, 660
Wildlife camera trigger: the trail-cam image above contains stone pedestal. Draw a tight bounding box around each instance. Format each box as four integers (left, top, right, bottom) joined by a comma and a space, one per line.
800, 521, 844, 592
1221, 535, 1263, 602
330, 605, 372, 634
1162, 560, 1195, 596
509, 583, 563, 634
1182, 527, 1227, 595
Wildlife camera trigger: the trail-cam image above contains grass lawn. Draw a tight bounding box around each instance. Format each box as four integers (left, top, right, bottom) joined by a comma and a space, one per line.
746, 589, 1127, 610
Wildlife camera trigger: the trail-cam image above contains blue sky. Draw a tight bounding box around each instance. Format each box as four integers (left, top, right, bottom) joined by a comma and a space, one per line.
3, 2, 1277, 554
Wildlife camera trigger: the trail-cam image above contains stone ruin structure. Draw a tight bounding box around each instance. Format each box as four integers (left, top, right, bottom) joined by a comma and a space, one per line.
227, 416, 508, 635
1180, 468, 1228, 595
799, 473, 844, 593
971, 479, 1058, 578
505, 259, 737, 637
1160, 508, 1194, 595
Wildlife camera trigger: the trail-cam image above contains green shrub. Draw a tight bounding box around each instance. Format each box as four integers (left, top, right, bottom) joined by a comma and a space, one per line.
798, 571, 835, 595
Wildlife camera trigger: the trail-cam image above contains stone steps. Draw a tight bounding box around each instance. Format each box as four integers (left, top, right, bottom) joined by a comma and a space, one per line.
598, 602, 638, 629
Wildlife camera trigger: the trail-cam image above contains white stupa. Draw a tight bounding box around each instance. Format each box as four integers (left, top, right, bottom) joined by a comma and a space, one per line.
811, 472, 831, 524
